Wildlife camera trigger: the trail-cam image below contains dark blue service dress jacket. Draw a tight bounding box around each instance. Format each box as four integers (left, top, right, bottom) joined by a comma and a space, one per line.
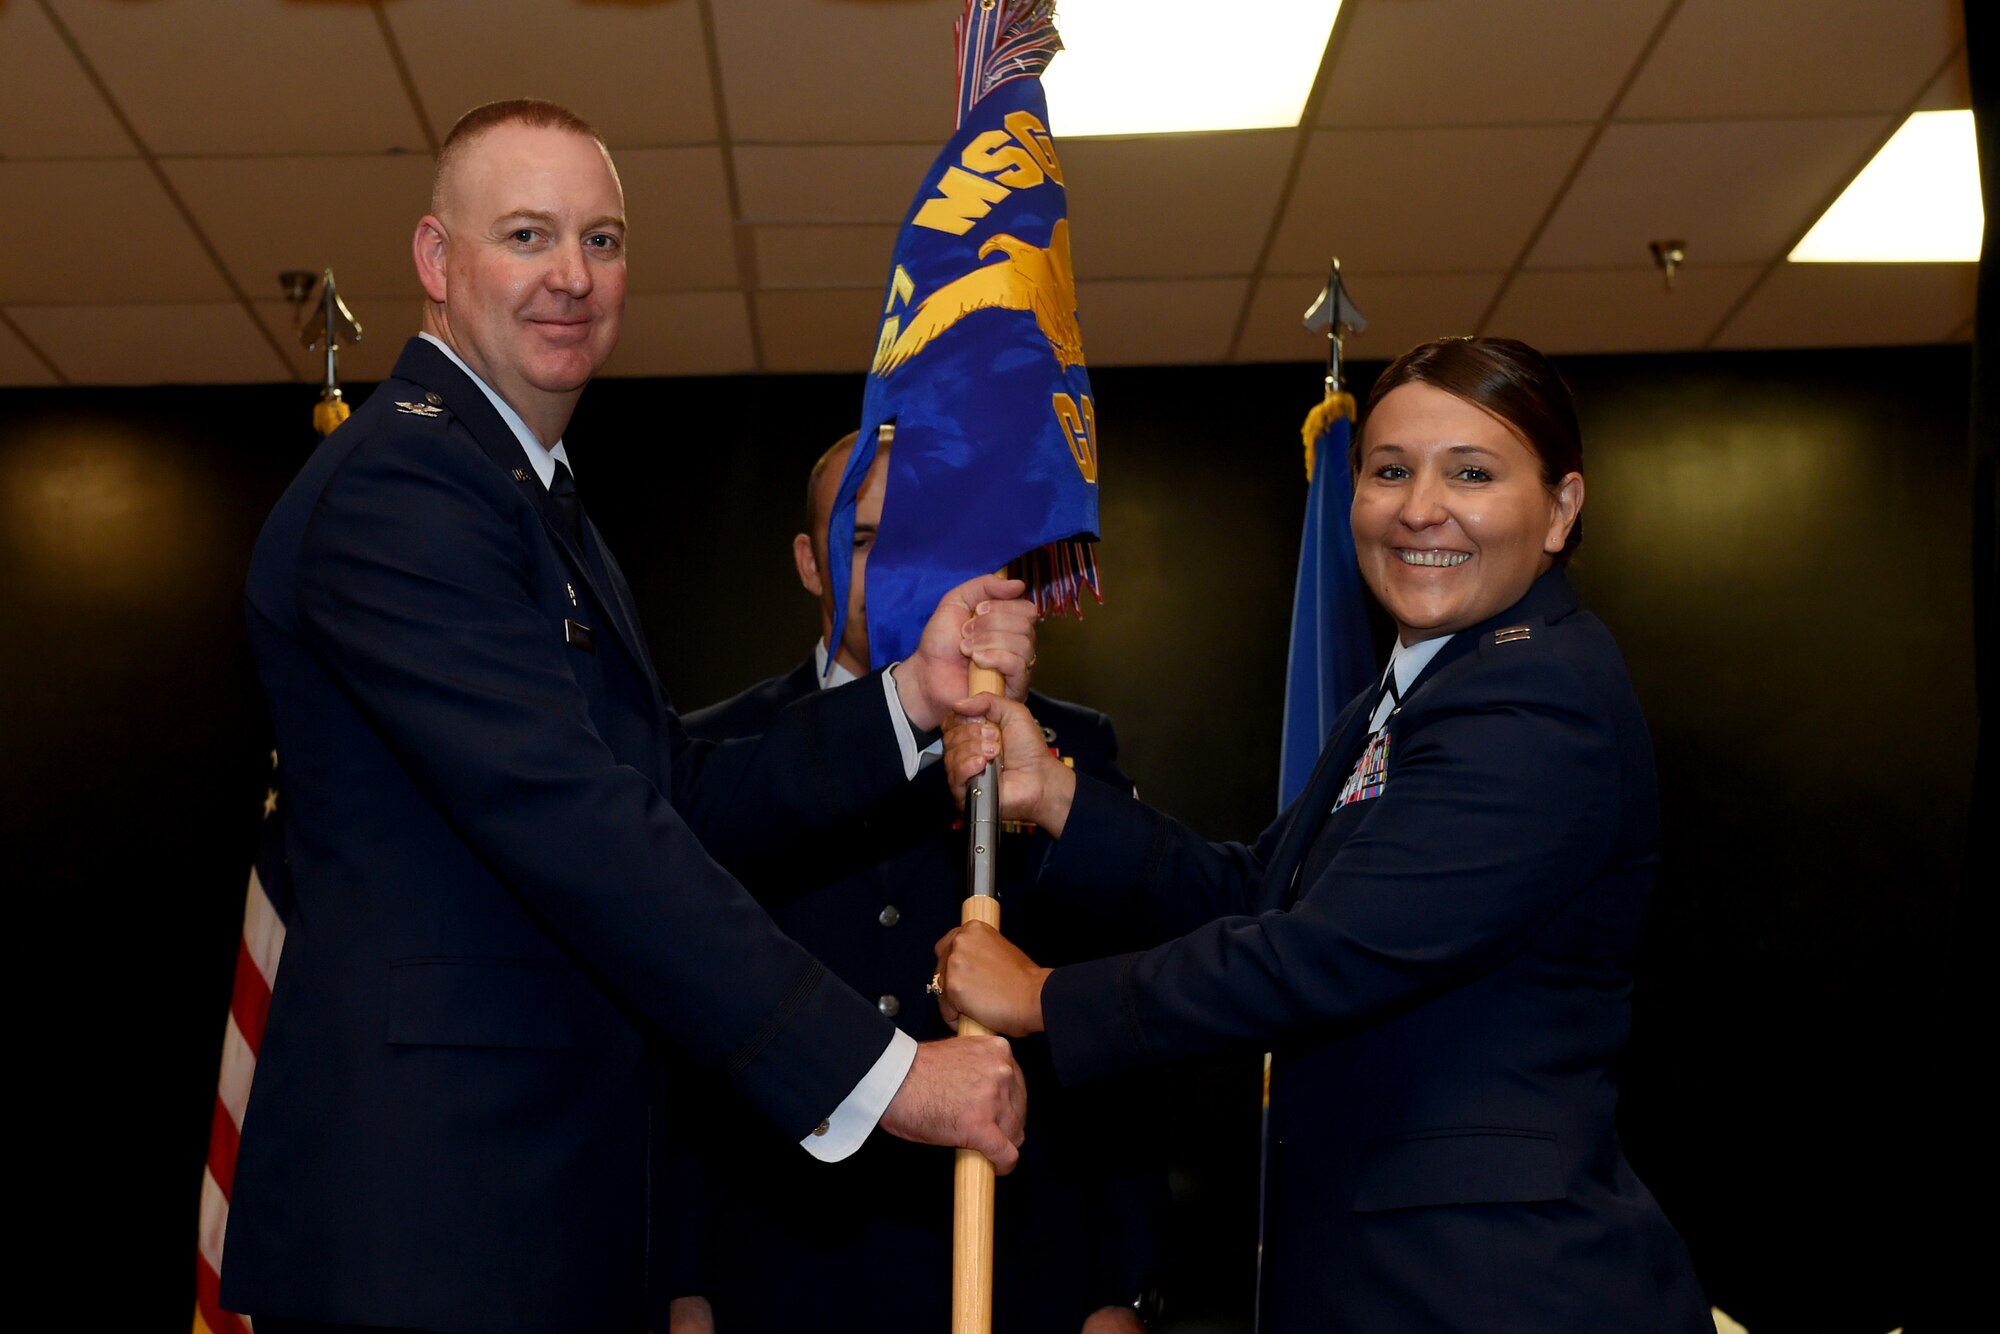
658, 662, 1163, 1332
224, 339, 907, 1334
1038, 568, 1711, 1333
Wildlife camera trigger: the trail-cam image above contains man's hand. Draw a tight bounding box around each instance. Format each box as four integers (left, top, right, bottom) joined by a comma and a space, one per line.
879, 1034, 1027, 1174
934, 920, 1051, 1038
892, 574, 1038, 730
944, 694, 1077, 836
667, 1296, 716, 1334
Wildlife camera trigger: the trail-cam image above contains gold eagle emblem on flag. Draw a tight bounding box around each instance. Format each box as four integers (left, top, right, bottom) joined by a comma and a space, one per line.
871, 219, 1085, 376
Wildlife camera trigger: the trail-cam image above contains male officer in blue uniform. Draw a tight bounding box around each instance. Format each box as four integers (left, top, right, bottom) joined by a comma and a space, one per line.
223, 100, 1038, 1334
661, 430, 1162, 1334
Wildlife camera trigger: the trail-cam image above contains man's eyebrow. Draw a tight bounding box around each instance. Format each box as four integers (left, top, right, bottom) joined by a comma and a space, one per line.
491, 209, 626, 233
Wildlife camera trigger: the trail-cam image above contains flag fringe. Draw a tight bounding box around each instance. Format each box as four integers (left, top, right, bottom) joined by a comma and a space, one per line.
1301, 392, 1358, 482
955, 0, 1062, 127
1009, 538, 1102, 619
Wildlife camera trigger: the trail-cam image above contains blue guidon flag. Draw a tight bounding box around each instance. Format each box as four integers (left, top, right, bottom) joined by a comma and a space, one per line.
827, 0, 1101, 670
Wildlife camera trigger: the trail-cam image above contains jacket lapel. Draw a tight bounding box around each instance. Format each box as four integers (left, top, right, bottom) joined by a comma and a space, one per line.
1269, 689, 1376, 908
577, 519, 667, 702
1395, 565, 1582, 707
392, 339, 659, 694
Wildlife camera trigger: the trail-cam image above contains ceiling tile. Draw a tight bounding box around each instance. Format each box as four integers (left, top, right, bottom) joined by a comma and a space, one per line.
251, 299, 417, 387
0, 161, 232, 304
1269, 126, 1591, 275
1075, 279, 1248, 366
617, 148, 740, 292
0, 0, 130, 158
735, 144, 941, 224
385, 0, 717, 147
165, 155, 435, 306
49, 0, 428, 155
13, 302, 288, 385
1527, 118, 1889, 269
755, 226, 900, 290
1621, 0, 1963, 120
754, 288, 885, 373
0, 318, 61, 387
1063, 132, 1294, 279
1320, 0, 1670, 128
712, 0, 941, 144
1235, 271, 1504, 363
1484, 265, 1765, 354
1713, 263, 1976, 349
602, 291, 758, 378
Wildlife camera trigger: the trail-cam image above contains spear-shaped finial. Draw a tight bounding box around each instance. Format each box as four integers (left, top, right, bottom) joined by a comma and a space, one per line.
283, 268, 363, 436
1299, 260, 1369, 481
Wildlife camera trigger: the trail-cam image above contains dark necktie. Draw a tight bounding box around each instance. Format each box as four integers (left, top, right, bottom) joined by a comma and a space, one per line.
548, 459, 584, 546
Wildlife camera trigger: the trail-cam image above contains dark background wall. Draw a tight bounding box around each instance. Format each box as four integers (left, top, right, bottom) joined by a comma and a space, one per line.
0, 342, 1973, 1332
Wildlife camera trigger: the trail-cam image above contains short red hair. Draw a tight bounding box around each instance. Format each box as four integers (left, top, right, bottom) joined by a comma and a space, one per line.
430, 99, 605, 214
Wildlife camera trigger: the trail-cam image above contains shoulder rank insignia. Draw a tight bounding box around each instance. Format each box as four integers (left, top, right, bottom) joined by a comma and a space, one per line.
1494, 625, 1532, 644
393, 399, 444, 418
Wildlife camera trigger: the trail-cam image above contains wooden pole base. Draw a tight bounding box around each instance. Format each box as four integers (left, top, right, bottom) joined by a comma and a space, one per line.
951, 892, 1001, 1334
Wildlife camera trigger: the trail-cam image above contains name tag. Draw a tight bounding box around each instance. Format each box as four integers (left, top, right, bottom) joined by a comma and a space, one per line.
564, 619, 595, 653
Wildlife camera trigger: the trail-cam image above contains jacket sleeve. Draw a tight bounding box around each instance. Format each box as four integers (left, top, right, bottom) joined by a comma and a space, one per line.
293, 433, 894, 1136
1041, 650, 1622, 1086
1039, 770, 1301, 944
658, 671, 918, 869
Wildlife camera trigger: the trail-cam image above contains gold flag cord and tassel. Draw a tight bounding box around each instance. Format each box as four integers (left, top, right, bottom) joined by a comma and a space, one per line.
1300, 391, 1358, 484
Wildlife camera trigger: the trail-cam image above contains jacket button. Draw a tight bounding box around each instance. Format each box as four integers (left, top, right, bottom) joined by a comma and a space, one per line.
878, 904, 900, 927
878, 995, 901, 1017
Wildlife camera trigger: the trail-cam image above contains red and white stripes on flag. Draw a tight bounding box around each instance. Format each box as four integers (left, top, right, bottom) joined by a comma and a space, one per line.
195, 763, 289, 1334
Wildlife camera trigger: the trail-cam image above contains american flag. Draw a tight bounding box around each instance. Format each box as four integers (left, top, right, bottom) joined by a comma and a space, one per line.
194, 753, 290, 1334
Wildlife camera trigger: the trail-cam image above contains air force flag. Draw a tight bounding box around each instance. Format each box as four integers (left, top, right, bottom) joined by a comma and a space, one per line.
828, 0, 1100, 670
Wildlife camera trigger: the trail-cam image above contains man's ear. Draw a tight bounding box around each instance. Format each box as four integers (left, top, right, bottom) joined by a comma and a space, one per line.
792, 533, 822, 596
413, 216, 449, 304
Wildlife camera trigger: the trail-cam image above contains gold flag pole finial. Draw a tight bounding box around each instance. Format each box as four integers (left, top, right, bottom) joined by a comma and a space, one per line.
283, 269, 364, 436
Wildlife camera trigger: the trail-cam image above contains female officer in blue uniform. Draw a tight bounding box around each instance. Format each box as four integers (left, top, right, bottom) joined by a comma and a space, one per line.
934, 337, 1711, 1332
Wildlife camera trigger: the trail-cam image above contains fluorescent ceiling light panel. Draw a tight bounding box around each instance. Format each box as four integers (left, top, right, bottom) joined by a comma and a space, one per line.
1044, 0, 1344, 138
1790, 110, 1983, 263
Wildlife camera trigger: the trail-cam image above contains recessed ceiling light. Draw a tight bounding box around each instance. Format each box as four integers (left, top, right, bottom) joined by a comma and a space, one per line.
1790, 109, 1983, 263
1043, 0, 1345, 139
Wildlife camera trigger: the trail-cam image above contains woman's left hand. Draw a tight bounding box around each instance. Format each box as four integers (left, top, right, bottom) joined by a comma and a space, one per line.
934, 920, 1052, 1037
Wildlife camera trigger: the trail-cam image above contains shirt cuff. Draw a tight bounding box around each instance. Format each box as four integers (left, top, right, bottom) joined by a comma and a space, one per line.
881, 666, 926, 780
799, 1028, 918, 1162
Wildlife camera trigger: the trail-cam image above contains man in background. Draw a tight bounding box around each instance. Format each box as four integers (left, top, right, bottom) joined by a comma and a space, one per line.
663, 429, 1164, 1334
